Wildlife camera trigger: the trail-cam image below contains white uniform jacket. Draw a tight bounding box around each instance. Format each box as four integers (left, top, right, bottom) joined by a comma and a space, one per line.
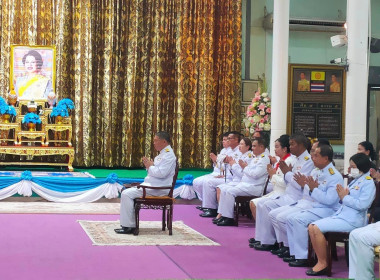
240, 152, 270, 188
333, 172, 376, 228
307, 162, 343, 216
284, 150, 314, 201
142, 145, 177, 187
230, 151, 254, 182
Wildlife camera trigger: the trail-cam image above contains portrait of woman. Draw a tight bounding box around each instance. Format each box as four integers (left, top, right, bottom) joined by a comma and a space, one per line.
13, 49, 53, 100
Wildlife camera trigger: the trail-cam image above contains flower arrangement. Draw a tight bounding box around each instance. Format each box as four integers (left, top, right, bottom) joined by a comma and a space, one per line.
51, 105, 69, 118
57, 98, 75, 110
22, 113, 41, 124
242, 82, 271, 134
0, 104, 17, 116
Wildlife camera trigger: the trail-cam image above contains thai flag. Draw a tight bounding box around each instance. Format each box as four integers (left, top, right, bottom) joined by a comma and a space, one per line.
310, 83, 325, 92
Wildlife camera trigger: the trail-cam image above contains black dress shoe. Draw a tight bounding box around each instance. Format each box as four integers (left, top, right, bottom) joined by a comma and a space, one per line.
212, 217, 223, 224
248, 237, 256, 243
196, 206, 203, 210
283, 256, 295, 262
253, 243, 279, 251
305, 267, 328, 276
289, 259, 309, 267
278, 250, 290, 258
199, 209, 217, 217
217, 217, 235, 226
114, 227, 136, 234
271, 246, 288, 255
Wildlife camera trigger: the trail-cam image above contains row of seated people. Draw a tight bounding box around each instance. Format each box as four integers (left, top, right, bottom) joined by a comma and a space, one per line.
194, 131, 379, 279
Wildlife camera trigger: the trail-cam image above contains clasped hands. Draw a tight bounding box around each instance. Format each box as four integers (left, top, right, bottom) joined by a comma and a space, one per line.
142, 156, 153, 169
336, 184, 349, 200
293, 173, 318, 190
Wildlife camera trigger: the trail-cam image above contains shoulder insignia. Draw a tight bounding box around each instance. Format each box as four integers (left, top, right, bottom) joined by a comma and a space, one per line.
354, 186, 360, 190
261, 154, 265, 158
165, 148, 169, 152
304, 156, 309, 161
328, 168, 335, 175
366, 176, 372, 180
248, 154, 252, 158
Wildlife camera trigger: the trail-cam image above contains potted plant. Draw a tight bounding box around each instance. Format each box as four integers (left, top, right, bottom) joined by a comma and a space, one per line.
50, 105, 69, 124
22, 113, 41, 131
0, 103, 17, 123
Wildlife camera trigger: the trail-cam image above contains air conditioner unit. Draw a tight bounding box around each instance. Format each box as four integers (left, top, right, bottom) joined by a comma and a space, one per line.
262, 13, 346, 33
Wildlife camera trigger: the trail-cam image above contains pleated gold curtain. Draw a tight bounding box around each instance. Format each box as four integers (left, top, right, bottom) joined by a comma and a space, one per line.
0, 0, 242, 168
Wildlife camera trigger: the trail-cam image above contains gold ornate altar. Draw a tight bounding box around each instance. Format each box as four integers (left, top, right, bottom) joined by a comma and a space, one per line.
0, 100, 75, 171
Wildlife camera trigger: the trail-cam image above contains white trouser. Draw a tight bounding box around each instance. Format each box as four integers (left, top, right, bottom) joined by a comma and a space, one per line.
202, 177, 228, 209
286, 210, 328, 259
255, 196, 294, 244
120, 187, 168, 227
192, 174, 216, 201
349, 223, 380, 280
218, 182, 261, 219
269, 201, 312, 246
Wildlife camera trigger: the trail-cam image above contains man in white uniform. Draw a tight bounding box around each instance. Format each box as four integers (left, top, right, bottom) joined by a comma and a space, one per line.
216, 137, 269, 226
200, 131, 241, 217
252, 133, 314, 250
349, 222, 380, 280
114, 131, 177, 234
193, 132, 230, 202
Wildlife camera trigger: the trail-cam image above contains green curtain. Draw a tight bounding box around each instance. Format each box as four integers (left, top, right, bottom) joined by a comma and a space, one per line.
0, 0, 242, 168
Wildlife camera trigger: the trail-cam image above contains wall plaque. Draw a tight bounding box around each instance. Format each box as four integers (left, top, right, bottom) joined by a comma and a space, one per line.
287, 64, 345, 144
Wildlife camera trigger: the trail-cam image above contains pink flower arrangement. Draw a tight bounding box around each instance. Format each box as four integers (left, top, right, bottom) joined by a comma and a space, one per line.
242, 88, 271, 133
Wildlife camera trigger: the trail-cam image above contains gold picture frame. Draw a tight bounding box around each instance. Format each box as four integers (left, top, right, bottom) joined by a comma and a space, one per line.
10, 45, 56, 101
287, 64, 346, 144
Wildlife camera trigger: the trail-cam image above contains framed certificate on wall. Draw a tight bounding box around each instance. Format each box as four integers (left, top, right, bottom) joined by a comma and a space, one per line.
287, 64, 346, 144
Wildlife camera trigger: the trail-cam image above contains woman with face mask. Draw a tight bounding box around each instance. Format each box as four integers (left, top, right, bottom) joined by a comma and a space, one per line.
305, 153, 376, 276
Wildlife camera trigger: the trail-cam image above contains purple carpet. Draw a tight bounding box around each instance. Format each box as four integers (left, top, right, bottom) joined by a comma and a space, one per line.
0, 204, 372, 279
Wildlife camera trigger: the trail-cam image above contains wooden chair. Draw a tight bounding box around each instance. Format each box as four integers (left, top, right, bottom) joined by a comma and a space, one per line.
375, 245, 380, 278
308, 179, 380, 277
132, 160, 179, 236
234, 176, 269, 226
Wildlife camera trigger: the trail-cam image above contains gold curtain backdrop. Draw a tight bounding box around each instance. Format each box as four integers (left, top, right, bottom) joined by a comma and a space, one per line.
0, 0, 242, 168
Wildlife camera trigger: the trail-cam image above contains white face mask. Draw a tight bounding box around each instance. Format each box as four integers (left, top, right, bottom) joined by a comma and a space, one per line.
350, 168, 361, 178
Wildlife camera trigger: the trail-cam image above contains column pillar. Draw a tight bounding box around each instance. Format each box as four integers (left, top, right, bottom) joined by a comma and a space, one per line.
269, 0, 290, 153
344, 0, 370, 171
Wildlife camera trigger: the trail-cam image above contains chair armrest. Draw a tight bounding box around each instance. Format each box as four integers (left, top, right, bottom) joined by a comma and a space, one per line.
136, 185, 172, 198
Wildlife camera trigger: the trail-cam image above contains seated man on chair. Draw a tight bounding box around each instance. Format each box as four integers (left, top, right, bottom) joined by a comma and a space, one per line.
114, 131, 177, 234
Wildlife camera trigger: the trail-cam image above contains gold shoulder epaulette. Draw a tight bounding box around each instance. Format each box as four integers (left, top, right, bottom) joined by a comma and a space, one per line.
366, 176, 372, 180
165, 148, 170, 152
304, 156, 309, 161
261, 154, 265, 158
328, 168, 335, 175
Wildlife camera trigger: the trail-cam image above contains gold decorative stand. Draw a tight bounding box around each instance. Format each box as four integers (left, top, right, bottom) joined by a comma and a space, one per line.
0, 99, 75, 171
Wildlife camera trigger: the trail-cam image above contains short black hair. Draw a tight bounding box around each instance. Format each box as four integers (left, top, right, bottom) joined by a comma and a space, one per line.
276, 134, 290, 153
22, 50, 43, 70
229, 131, 242, 142
241, 137, 252, 150
156, 131, 170, 144
253, 137, 266, 148
317, 144, 334, 162
317, 138, 330, 146
222, 132, 230, 138
290, 133, 309, 149
350, 153, 373, 173
358, 141, 377, 161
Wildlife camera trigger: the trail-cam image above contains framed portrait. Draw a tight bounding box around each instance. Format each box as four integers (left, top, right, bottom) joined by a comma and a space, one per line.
241, 80, 259, 103
287, 64, 346, 144
10, 45, 56, 101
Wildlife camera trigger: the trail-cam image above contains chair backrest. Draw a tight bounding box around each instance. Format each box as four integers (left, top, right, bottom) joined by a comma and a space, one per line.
167, 160, 179, 198
261, 176, 270, 196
